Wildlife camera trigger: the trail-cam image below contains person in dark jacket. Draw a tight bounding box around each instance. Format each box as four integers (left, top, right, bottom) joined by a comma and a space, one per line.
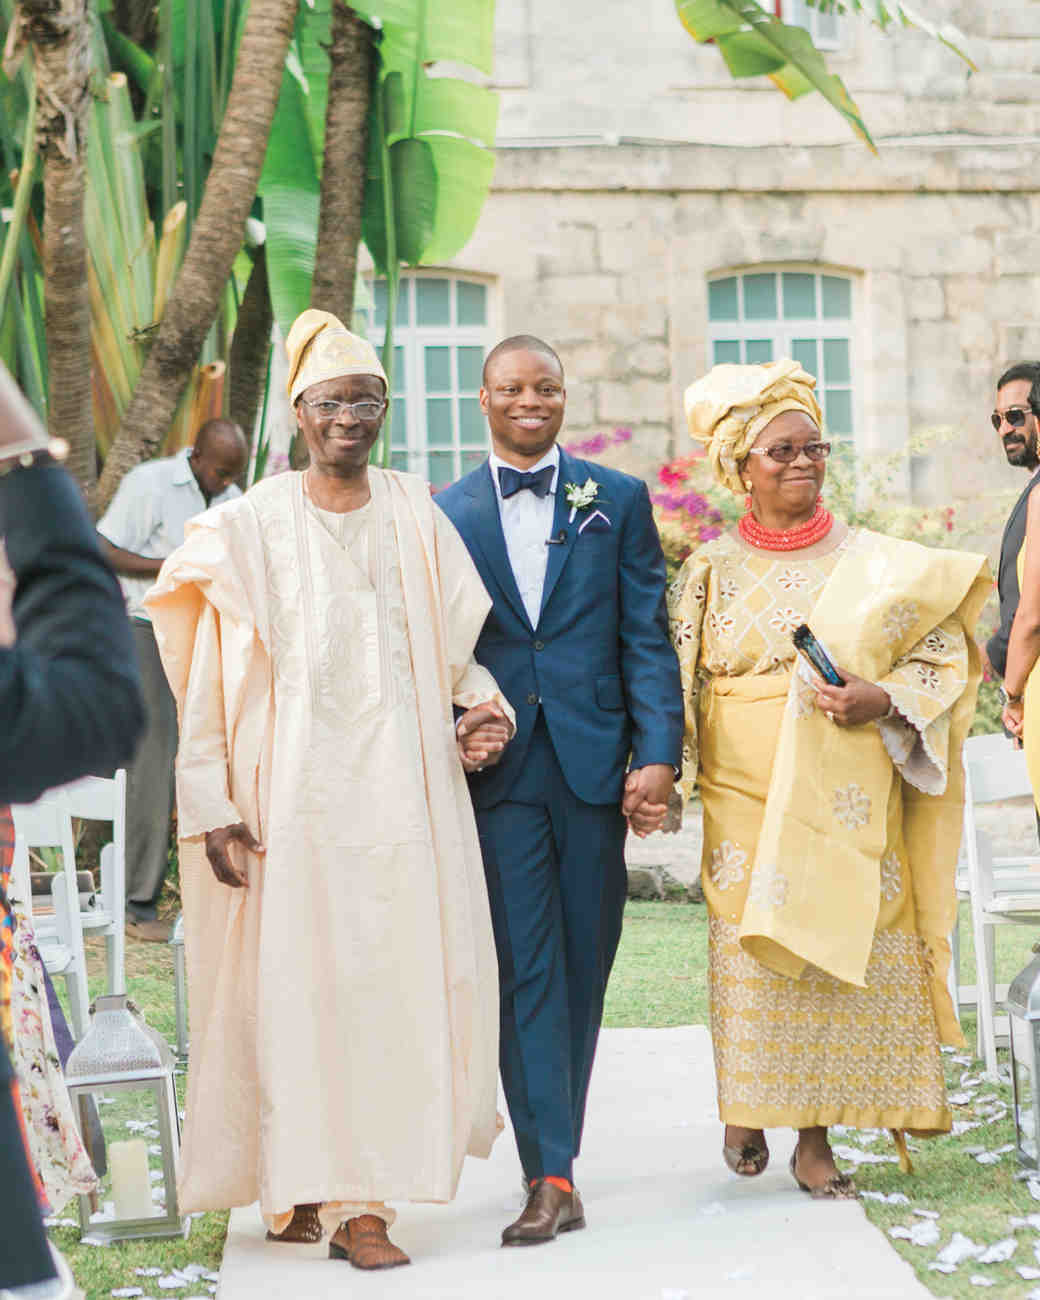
985, 361, 1040, 685
0, 361, 144, 1291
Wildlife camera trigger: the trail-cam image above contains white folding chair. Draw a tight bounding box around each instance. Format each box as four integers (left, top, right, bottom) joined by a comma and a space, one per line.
962, 732, 1040, 1074
59, 771, 127, 996
10, 795, 90, 1040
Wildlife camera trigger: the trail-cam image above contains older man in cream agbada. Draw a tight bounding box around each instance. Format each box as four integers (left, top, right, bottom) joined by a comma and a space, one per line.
146, 311, 514, 1270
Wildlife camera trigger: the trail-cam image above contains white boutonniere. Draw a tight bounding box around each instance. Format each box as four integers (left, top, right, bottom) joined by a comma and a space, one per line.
564, 477, 600, 523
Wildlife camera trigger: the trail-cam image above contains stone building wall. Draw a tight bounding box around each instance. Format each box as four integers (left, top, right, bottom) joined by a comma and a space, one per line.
415, 0, 1040, 534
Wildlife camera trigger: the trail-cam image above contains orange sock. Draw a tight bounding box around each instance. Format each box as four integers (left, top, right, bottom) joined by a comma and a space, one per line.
531, 1175, 572, 1194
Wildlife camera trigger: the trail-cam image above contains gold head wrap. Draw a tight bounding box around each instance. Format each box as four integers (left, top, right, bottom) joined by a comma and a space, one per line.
286, 309, 387, 404
683, 358, 824, 496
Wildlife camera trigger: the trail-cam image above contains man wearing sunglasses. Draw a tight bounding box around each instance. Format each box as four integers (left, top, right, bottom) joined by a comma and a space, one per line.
986, 362, 1040, 687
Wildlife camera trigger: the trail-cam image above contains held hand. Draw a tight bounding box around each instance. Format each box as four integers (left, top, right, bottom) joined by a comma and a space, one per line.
814, 669, 891, 728
1003, 699, 1025, 747
204, 822, 265, 888
457, 703, 513, 774
622, 764, 675, 838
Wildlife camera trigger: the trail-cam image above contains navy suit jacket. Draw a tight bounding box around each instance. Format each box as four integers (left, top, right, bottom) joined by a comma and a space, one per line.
436, 449, 683, 808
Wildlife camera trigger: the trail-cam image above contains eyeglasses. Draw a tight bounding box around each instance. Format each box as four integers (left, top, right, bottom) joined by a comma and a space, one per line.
991, 406, 1032, 432
299, 397, 387, 421
747, 441, 831, 464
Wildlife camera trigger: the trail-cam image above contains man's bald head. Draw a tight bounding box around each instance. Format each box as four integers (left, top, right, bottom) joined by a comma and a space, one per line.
190, 418, 249, 502
482, 335, 564, 388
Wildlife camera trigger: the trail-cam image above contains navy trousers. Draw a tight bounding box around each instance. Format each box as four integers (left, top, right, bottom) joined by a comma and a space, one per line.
475, 715, 627, 1182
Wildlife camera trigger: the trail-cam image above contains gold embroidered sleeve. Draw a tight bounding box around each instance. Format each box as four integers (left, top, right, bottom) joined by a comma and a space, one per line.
668, 552, 711, 802
876, 614, 969, 796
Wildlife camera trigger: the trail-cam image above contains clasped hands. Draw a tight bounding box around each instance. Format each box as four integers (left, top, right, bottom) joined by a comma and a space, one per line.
623, 764, 675, 839
456, 703, 514, 773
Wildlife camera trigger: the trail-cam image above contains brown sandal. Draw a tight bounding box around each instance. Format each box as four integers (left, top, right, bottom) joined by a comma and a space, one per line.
723, 1126, 769, 1177
329, 1214, 411, 1270
789, 1151, 857, 1200
266, 1202, 324, 1243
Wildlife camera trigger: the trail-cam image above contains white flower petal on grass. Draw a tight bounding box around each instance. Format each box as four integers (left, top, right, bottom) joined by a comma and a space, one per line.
913, 1208, 941, 1219
948, 1092, 977, 1105
135, 1270, 163, 1278
157, 1278, 188, 1290
1028, 1178, 1040, 1202
111, 1290, 144, 1298
977, 1238, 1017, 1264
861, 1190, 911, 1204
929, 1263, 957, 1274
936, 1233, 983, 1267
1020, 1267, 1040, 1280
832, 1144, 898, 1166
970, 1277, 997, 1288
953, 1120, 982, 1135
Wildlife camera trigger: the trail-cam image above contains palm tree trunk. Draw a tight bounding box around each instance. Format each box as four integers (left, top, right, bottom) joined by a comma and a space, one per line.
228, 245, 272, 463
96, 0, 299, 512
19, 0, 93, 493
310, 2, 372, 321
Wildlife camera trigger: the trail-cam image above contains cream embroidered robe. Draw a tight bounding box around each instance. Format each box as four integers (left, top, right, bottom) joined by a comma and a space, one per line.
145, 469, 512, 1220
669, 527, 988, 1133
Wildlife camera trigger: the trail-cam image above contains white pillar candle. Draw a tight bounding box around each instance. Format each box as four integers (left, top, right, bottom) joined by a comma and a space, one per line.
108, 1138, 154, 1220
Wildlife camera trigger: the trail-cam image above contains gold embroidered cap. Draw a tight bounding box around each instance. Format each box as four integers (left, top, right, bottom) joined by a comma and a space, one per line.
683, 358, 824, 496
286, 309, 388, 404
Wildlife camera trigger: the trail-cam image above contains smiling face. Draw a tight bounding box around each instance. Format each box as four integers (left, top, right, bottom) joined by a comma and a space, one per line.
480, 348, 566, 467
295, 374, 387, 478
741, 409, 825, 524
995, 378, 1040, 470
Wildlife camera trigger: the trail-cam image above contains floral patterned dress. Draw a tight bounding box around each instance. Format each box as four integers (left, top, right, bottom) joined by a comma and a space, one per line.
669, 527, 974, 1133
0, 809, 97, 1214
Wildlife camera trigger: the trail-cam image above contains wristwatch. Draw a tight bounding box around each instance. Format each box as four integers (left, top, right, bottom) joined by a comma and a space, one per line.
1000, 685, 1023, 706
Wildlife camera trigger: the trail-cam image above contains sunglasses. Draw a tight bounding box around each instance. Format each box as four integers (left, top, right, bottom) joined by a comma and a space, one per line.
747, 441, 831, 464
991, 406, 1033, 432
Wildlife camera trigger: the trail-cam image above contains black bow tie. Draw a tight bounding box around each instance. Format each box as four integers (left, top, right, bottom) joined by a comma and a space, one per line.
498, 465, 555, 500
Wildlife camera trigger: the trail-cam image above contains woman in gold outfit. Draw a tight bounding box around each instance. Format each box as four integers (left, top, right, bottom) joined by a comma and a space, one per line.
670, 360, 989, 1198
999, 487, 1040, 799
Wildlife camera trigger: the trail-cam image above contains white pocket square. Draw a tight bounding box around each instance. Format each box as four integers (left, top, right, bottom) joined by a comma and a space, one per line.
578, 509, 611, 535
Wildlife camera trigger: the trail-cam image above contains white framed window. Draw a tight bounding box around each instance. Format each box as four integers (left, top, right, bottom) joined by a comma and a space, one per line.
779, 0, 843, 50
707, 268, 855, 470
363, 272, 495, 489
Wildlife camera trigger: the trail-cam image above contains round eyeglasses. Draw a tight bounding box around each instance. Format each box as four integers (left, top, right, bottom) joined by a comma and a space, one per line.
747, 441, 831, 464
299, 397, 387, 422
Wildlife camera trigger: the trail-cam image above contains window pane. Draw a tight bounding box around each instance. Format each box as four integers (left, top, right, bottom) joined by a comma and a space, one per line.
391, 346, 405, 396
825, 388, 853, 434
391, 451, 409, 472
817, 7, 840, 42
822, 275, 851, 319
461, 450, 487, 475
822, 338, 851, 385
746, 339, 774, 364
459, 398, 485, 444
458, 346, 484, 391
390, 397, 407, 446
417, 278, 451, 326
791, 338, 818, 377
708, 277, 739, 322
782, 273, 816, 320
426, 397, 454, 446
427, 451, 455, 489
713, 339, 741, 365
425, 346, 452, 392
743, 274, 777, 321
457, 281, 487, 327
373, 280, 410, 328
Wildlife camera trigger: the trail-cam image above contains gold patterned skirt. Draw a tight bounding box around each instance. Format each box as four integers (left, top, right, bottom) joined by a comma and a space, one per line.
709, 913, 950, 1132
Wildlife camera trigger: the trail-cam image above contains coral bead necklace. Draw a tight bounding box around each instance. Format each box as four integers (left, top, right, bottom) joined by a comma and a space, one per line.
738, 496, 834, 552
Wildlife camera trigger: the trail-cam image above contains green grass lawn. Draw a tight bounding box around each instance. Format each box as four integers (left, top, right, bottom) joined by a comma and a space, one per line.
48, 898, 1040, 1298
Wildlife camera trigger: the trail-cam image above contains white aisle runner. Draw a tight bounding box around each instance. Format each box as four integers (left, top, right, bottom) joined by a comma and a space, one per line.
217, 1026, 929, 1299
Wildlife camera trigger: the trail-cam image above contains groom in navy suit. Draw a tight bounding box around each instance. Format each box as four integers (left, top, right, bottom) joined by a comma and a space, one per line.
437, 336, 682, 1245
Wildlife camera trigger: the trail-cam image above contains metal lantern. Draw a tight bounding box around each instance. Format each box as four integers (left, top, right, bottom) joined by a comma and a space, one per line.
1007, 941, 1040, 1168
64, 994, 187, 1242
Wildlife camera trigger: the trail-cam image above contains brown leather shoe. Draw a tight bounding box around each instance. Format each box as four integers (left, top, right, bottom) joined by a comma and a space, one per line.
329, 1215, 411, 1270
501, 1180, 585, 1246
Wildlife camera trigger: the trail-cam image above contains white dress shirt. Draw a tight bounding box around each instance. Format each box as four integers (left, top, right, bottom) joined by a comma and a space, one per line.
97, 447, 241, 621
489, 445, 560, 628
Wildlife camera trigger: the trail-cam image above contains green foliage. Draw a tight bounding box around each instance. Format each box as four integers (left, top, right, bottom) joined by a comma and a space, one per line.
675, 0, 974, 149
